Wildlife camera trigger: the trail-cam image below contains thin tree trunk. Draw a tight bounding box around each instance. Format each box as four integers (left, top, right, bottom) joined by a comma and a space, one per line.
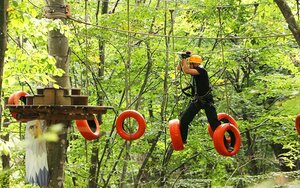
119, 0, 133, 185
0, 1, 9, 187
120, 141, 131, 187
132, 1, 162, 185
275, 0, 300, 47
104, 142, 126, 187
89, 140, 100, 188
88, 1, 109, 187
134, 0, 161, 110
134, 131, 162, 187
245, 129, 259, 175
0, 121, 10, 188
159, 0, 171, 186
134, 42, 153, 110
0, 0, 7, 96
45, 0, 71, 187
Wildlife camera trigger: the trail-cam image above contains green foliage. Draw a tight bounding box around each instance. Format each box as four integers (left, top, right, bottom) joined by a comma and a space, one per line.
0, 139, 10, 156
1, 0, 300, 187
4, 0, 64, 95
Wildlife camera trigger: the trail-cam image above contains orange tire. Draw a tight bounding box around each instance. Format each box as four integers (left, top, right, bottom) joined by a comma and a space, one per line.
8, 93, 16, 104
208, 113, 238, 140
116, 110, 146, 141
213, 123, 241, 156
296, 114, 300, 135
76, 117, 100, 140
8, 91, 29, 121
168, 119, 184, 151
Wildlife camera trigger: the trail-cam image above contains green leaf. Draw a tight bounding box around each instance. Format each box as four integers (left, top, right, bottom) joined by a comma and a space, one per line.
43, 132, 59, 142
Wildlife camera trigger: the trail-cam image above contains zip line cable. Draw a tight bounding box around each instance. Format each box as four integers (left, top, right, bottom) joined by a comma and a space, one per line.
12, 0, 295, 43
68, 17, 293, 41
9, 1, 294, 41
24, 1, 272, 13
71, 31, 295, 55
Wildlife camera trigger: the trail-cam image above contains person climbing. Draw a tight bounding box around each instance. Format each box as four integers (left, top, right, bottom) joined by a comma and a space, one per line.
177, 51, 235, 149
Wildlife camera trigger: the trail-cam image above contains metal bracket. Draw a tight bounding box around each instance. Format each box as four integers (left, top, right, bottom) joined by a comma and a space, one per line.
44, 4, 71, 19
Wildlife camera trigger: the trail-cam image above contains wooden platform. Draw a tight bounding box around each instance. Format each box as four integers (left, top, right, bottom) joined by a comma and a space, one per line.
6, 87, 114, 121
6, 105, 114, 121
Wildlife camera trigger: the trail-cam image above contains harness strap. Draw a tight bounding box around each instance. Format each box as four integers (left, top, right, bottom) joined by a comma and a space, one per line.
181, 85, 193, 97
193, 88, 212, 101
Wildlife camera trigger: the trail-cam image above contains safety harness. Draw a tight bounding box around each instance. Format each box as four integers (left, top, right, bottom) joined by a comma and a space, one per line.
182, 65, 212, 101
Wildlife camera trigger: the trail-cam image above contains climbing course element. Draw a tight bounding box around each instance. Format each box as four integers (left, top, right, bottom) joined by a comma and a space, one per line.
6, 88, 113, 121
8, 91, 29, 121
76, 117, 100, 140
296, 114, 300, 135
208, 113, 238, 137
168, 119, 184, 151
213, 123, 241, 156
208, 113, 238, 143
116, 110, 146, 141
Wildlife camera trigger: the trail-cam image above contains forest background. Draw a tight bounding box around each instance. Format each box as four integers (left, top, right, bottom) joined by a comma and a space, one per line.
0, 0, 300, 187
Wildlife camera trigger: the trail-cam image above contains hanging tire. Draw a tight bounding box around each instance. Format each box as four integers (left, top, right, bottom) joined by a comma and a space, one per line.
208, 113, 238, 142
115, 110, 146, 141
76, 117, 100, 140
213, 123, 241, 156
168, 119, 184, 151
8, 91, 29, 121
296, 114, 300, 135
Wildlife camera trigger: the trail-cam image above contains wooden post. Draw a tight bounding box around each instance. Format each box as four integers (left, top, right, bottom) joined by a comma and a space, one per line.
0, 1, 10, 188
44, 0, 71, 187
0, 0, 7, 93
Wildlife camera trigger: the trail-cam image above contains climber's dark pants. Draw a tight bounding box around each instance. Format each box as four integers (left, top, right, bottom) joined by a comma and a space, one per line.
180, 93, 235, 146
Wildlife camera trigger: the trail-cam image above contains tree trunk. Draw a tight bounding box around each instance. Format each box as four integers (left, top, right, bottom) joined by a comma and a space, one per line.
134, 131, 162, 187
88, 1, 109, 187
88, 140, 100, 188
245, 129, 259, 175
45, 0, 71, 187
0, 1, 9, 187
0, 122, 10, 188
159, 1, 171, 186
271, 143, 297, 172
0, 0, 7, 96
275, 0, 300, 47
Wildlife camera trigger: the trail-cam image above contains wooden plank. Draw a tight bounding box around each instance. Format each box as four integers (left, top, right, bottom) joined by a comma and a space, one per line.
6, 105, 113, 121
16, 113, 95, 120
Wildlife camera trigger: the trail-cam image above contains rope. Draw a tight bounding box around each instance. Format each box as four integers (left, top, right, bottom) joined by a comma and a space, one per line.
69, 17, 293, 41
83, 1, 90, 166
163, 0, 167, 168
119, 0, 133, 185
28, 1, 271, 13
170, 9, 179, 116
218, 7, 230, 113
124, 0, 132, 137
125, 0, 131, 108
84, 0, 89, 95
20, 0, 293, 41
